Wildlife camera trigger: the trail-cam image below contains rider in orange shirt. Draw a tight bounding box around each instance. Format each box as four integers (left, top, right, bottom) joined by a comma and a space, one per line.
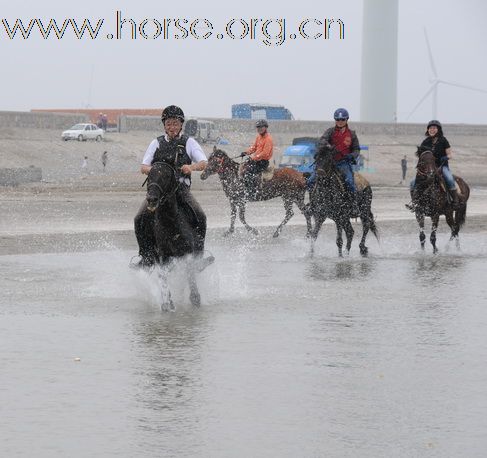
241, 119, 274, 198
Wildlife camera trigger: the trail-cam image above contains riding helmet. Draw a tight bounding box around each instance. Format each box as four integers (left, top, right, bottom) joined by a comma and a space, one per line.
255, 119, 268, 128
334, 108, 349, 121
161, 105, 185, 123
426, 119, 443, 135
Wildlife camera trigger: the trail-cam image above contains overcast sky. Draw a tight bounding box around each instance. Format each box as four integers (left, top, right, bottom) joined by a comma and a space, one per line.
1, 0, 487, 124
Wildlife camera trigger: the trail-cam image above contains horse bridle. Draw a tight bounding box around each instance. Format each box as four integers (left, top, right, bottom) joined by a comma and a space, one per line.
146, 162, 180, 210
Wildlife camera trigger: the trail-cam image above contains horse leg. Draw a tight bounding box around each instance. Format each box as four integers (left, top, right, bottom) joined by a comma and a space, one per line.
430, 215, 439, 254
359, 216, 369, 257
295, 195, 313, 237
335, 223, 344, 257
273, 199, 294, 238
445, 209, 460, 249
157, 264, 174, 312
416, 213, 426, 250
238, 204, 258, 235
224, 201, 237, 236
310, 215, 326, 256
187, 260, 201, 307
343, 219, 354, 255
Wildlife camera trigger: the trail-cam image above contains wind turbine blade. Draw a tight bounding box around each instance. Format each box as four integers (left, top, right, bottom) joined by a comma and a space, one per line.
438, 80, 487, 94
424, 28, 438, 78
407, 84, 437, 120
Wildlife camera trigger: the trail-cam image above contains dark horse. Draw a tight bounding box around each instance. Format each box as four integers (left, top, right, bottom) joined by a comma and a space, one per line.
308, 146, 379, 256
410, 149, 470, 253
145, 162, 203, 310
200, 147, 312, 237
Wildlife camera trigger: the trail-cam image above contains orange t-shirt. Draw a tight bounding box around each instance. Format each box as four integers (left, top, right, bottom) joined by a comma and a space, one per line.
247, 132, 273, 161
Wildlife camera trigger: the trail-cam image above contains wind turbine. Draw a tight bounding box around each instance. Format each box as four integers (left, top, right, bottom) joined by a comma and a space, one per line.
407, 28, 487, 120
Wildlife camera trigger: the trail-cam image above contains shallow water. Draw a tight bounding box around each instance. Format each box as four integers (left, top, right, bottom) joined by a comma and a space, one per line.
2, 227, 487, 457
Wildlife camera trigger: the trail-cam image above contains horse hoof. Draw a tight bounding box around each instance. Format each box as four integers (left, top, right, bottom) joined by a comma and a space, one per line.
360, 246, 369, 257
223, 230, 234, 237
190, 292, 201, 307
161, 299, 175, 312
272, 231, 280, 238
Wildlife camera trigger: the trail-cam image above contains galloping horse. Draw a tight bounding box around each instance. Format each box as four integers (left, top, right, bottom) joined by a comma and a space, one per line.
308, 145, 379, 256
410, 149, 470, 252
145, 162, 203, 310
200, 147, 312, 237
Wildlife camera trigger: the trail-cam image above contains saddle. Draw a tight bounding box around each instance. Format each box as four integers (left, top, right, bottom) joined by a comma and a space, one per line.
262, 165, 275, 182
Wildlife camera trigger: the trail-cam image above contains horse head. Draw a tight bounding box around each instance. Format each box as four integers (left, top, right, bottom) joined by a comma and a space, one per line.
201, 147, 233, 180
315, 144, 336, 177
146, 162, 178, 212
415, 149, 436, 183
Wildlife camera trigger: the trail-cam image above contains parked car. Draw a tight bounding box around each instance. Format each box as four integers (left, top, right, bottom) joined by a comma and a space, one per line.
62, 123, 104, 141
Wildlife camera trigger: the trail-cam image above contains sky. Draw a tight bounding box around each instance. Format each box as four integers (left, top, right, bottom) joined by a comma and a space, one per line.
1, 0, 487, 124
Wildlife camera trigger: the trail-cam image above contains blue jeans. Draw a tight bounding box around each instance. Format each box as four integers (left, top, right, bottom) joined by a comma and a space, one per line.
336, 160, 356, 193
410, 165, 456, 190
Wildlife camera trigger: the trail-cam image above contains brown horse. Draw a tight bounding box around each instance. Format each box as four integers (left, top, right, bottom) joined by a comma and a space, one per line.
410, 150, 470, 252
200, 147, 312, 237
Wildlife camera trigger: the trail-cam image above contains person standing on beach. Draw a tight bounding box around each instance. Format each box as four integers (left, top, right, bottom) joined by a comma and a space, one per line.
400, 155, 407, 184
101, 151, 108, 172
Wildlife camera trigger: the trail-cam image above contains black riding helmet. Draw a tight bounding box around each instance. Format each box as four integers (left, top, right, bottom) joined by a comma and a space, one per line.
161, 105, 185, 124
426, 119, 443, 136
255, 119, 268, 128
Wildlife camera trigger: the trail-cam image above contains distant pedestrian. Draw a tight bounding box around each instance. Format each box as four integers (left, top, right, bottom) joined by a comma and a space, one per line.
102, 113, 108, 131
97, 112, 103, 129
101, 151, 108, 171
400, 155, 407, 183
81, 156, 88, 173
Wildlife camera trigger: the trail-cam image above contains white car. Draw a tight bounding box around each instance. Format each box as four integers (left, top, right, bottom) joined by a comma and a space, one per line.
62, 123, 104, 141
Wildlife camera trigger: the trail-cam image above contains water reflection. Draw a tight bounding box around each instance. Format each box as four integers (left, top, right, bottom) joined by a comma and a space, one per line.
410, 255, 466, 287
131, 312, 208, 443
307, 258, 376, 282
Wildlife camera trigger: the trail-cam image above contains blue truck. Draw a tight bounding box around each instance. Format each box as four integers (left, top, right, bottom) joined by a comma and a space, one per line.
232, 103, 294, 120
280, 137, 368, 173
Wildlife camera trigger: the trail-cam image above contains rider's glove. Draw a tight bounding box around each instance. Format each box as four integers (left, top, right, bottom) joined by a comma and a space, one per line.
439, 156, 448, 165
240, 152, 247, 158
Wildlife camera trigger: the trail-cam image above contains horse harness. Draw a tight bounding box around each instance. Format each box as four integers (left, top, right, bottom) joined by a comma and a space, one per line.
147, 162, 180, 210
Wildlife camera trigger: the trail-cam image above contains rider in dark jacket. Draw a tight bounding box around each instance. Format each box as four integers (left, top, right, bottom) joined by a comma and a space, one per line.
132, 105, 209, 269
408, 119, 459, 209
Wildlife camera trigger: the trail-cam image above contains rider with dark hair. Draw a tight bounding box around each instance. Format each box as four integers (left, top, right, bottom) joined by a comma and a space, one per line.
408, 119, 459, 210
314, 108, 360, 214
241, 119, 274, 199
132, 105, 209, 269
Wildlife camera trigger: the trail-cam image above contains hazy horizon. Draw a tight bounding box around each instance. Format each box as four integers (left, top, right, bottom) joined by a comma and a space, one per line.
1, 0, 487, 124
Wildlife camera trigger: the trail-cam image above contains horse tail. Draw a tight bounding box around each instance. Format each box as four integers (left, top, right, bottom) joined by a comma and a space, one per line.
456, 203, 467, 228
369, 213, 380, 242
455, 177, 469, 228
